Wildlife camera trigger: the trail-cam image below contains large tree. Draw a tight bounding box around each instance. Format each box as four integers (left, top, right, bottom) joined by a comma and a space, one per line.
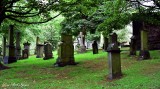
0, 0, 61, 25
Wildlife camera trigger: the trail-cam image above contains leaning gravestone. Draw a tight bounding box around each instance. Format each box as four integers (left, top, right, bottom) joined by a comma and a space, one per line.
15, 32, 21, 59
129, 35, 137, 56
107, 33, 122, 80
4, 25, 17, 64
36, 44, 44, 58
43, 42, 53, 60
139, 26, 150, 60
54, 34, 76, 67
92, 40, 98, 54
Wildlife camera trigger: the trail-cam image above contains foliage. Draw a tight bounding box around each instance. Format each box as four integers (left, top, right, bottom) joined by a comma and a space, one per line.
56, 0, 102, 35
0, 0, 61, 25
129, 0, 160, 25
97, 0, 131, 36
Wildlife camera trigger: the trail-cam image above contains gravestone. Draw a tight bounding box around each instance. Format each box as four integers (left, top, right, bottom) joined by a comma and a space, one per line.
78, 32, 86, 53
129, 36, 136, 56
107, 33, 122, 80
3, 25, 17, 64
15, 32, 21, 59
43, 42, 53, 60
2, 36, 6, 59
35, 37, 40, 55
22, 49, 28, 59
23, 42, 30, 56
36, 44, 44, 58
103, 37, 108, 51
54, 34, 76, 67
92, 40, 98, 54
139, 27, 150, 60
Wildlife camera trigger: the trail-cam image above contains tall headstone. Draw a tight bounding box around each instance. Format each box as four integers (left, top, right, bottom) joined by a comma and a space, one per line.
107, 33, 122, 80
15, 32, 21, 59
2, 36, 6, 59
78, 32, 86, 53
23, 42, 30, 56
103, 37, 108, 51
3, 25, 17, 64
54, 34, 76, 67
43, 42, 53, 60
22, 49, 28, 59
129, 36, 137, 56
35, 37, 40, 54
92, 40, 98, 54
36, 44, 44, 58
139, 25, 150, 60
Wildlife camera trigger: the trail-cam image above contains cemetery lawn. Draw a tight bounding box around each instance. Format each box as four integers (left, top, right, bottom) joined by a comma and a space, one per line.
1, 48, 160, 89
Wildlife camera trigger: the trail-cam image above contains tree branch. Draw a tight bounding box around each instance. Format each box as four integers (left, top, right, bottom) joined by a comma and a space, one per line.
6, 12, 62, 24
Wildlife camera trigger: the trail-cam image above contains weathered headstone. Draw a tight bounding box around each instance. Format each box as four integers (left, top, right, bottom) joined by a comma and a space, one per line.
78, 32, 86, 53
36, 44, 44, 58
129, 36, 137, 56
43, 42, 53, 60
107, 33, 122, 80
103, 37, 108, 51
92, 40, 98, 54
22, 49, 28, 59
2, 36, 6, 59
3, 25, 17, 64
54, 34, 76, 67
23, 42, 30, 56
35, 37, 40, 55
139, 27, 150, 60
15, 32, 21, 59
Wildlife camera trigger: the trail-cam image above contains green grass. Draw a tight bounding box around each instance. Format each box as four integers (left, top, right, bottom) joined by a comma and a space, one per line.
0, 48, 160, 89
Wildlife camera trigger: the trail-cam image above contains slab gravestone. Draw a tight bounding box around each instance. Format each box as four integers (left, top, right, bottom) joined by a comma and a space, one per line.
54, 34, 76, 67
103, 37, 108, 51
139, 27, 150, 60
107, 33, 122, 80
15, 32, 21, 59
22, 49, 28, 59
35, 37, 40, 55
92, 40, 98, 54
23, 42, 30, 55
129, 36, 136, 56
43, 42, 53, 60
3, 25, 17, 64
36, 44, 44, 58
2, 36, 6, 59
78, 32, 86, 53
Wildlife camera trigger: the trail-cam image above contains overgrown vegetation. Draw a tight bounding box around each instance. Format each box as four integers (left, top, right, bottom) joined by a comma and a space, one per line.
0, 49, 160, 89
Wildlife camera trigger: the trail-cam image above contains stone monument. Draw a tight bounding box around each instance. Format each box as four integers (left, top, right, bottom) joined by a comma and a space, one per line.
92, 40, 98, 54
107, 33, 122, 80
15, 32, 21, 59
43, 42, 53, 60
3, 25, 17, 64
54, 34, 76, 67
129, 35, 137, 56
139, 25, 150, 60
36, 44, 44, 58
